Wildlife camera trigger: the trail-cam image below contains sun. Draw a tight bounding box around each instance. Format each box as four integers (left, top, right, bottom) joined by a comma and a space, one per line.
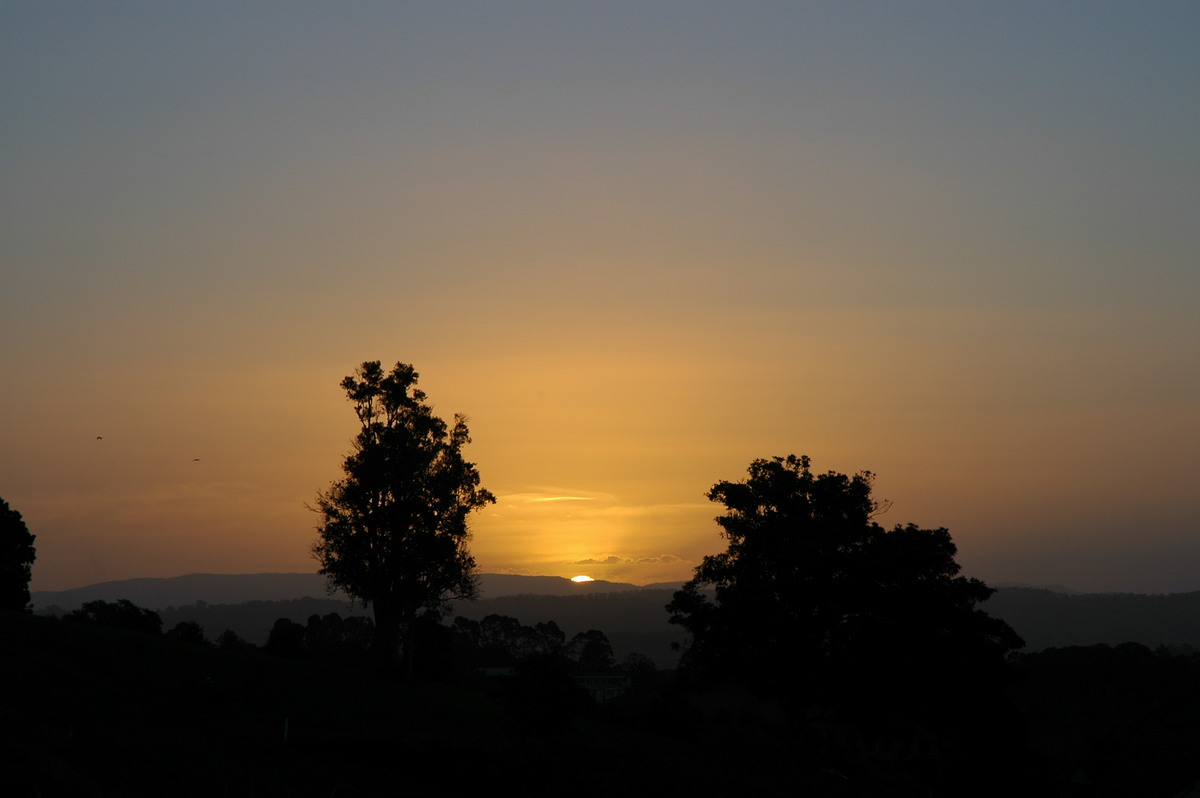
571, 575, 595, 583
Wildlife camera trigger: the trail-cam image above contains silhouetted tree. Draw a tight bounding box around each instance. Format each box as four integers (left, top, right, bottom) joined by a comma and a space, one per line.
304, 612, 373, 666
65, 599, 163, 634
532, 620, 567, 659
569, 629, 616, 671
450, 615, 484, 672
265, 617, 306, 659
312, 361, 495, 672
0, 496, 36, 612
216, 628, 256, 652
477, 613, 525, 666
667, 455, 1023, 728
621, 652, 659, 688
166, 620, 207, 644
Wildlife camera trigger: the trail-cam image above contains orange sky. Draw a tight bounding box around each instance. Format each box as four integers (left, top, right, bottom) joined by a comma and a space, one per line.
3, 3, 1198, 593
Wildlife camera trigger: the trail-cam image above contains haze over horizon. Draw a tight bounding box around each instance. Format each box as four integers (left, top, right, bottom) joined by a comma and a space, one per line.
4, 3, 1198, 594
26, 568, 1095, 601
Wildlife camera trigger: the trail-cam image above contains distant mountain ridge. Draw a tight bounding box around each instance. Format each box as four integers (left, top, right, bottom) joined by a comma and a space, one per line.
31, 571, 675, 611
983, 587, 1200, 651
32, 572, 340, 611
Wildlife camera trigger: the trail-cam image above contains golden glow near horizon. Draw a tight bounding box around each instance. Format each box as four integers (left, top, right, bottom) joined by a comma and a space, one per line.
4, 4, 1199, 594
571, 575, 595, 583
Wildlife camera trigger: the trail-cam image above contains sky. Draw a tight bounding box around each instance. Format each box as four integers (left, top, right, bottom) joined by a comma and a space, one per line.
3, 2, 1198, 594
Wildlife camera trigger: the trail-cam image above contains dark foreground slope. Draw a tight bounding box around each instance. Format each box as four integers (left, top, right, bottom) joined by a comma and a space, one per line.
0, 610, 862, 798
10, 609, 1200, 796
1, 610, 511, 796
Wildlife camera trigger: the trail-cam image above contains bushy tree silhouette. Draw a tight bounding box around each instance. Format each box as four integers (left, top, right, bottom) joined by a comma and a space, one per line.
304, 612, 373, 666
0, 496, 36, 612
65, 599, 163, 635
667, 455, 1023, 732
569, 629, 615, 671
166, 620, 207, 644
265, 617, 306, 659
312, 361, 494, 672
451, 613, 602, 732
216, 628, 255, 652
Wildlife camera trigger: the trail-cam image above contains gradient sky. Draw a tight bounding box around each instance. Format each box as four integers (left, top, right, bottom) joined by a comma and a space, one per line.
3, 2, 1198, 594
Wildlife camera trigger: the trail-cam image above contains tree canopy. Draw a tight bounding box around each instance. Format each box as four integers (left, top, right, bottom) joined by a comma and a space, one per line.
667, 454, 1023, 725
65, 599, 163, 635
312, 361, 494, 669
0, 496, 36, 612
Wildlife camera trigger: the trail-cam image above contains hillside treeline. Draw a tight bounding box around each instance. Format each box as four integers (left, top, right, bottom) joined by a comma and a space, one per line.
985, 587, 1200, 651
38, 585, 1200, 671
11, 597, 1200, 796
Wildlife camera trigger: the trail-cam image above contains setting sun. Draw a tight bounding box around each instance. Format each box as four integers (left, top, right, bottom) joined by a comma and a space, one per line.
571, 575, 595, 583
5, 2, 1198, 601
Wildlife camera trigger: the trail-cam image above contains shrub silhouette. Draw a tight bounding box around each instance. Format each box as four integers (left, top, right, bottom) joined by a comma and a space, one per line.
65, 599, 162, 635
265, 617, 306, 659
166, 620, 207, 644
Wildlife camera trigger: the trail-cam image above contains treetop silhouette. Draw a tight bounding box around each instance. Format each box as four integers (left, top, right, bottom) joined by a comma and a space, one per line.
312, 361, 494, 671
668, 454, 1023, 723
65, 599, 163, 635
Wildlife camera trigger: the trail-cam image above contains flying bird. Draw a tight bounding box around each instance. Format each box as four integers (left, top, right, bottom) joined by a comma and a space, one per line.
96, 436, 103, 440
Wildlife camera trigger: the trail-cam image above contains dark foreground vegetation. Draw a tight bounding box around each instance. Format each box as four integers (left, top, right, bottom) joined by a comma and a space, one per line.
0, 609, 869, 797
8, 427, 1200, 796
6, 607, 1200, 797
